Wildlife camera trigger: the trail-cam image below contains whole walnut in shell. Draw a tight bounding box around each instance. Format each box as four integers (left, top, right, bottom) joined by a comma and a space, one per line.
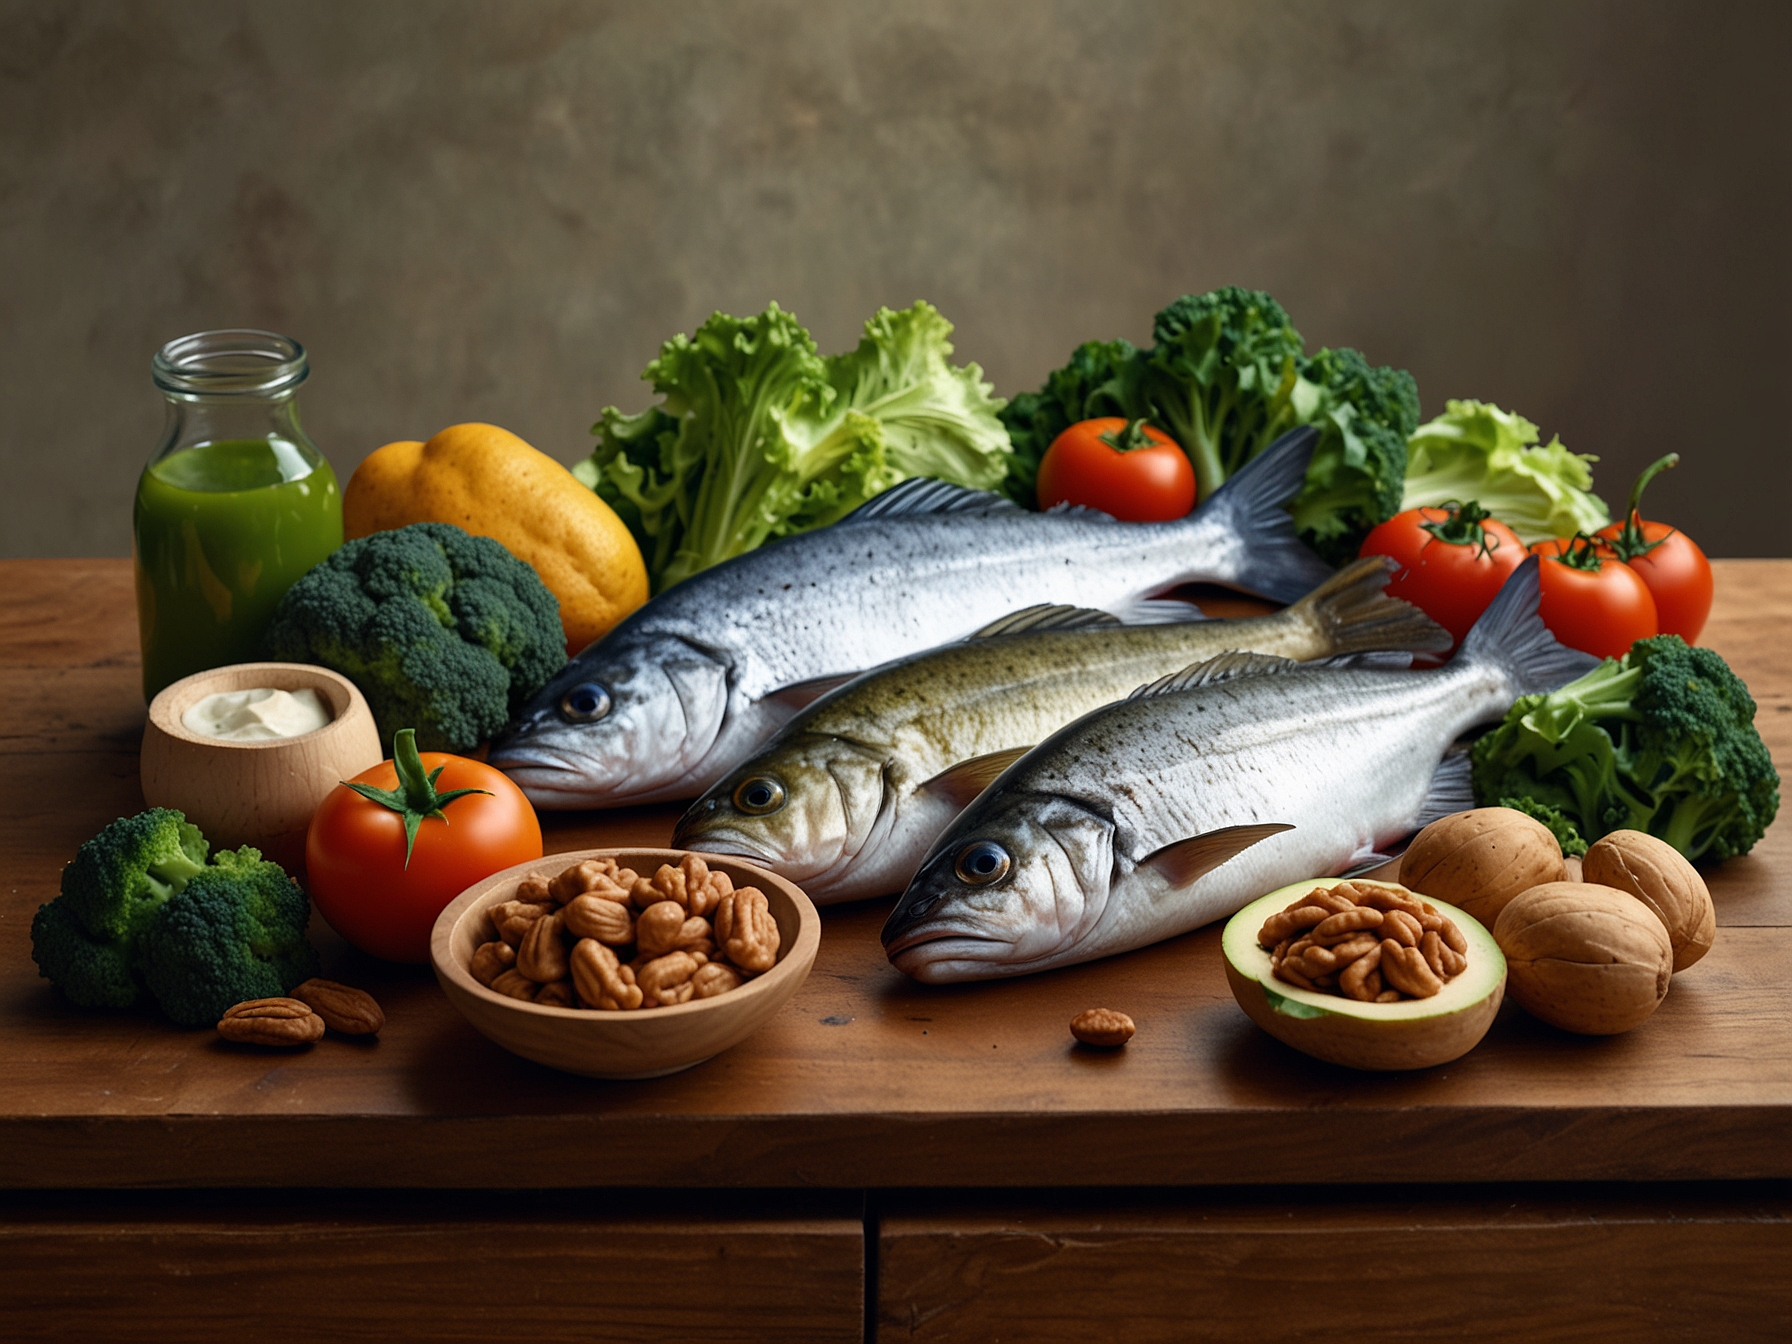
1493, 882, 1673, 1035
1401, 807, 1567, 929
1581, 830, 1715, 972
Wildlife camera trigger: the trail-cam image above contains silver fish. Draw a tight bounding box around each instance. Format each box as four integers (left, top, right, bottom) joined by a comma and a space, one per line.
882, 558, 1597, 983
671, 557, 1448, 903
490, 429, 1333, 808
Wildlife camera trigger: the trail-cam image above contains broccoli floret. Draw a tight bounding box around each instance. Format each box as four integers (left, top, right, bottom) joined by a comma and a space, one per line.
57, 807, 209, 944
135, 846, 320, 1027
263, 522, 565, 752
1472, 636, 1779, 861
996, 339, 1139, 504
30, 898, 143, 1008
1292, 347, 1418, 565
1498, 795, 1589, 856
1139, 288, 1308, 500
995, 290, 1417, 556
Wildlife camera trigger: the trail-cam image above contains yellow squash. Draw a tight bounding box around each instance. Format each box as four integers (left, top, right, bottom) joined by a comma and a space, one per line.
345, 423, 647, 655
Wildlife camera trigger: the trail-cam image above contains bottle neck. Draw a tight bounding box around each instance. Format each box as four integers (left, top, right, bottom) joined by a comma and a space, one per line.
154, 391, 318, 466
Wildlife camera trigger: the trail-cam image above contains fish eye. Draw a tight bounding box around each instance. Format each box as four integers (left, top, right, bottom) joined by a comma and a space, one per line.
954, 840, 1011, 886
733, 776, 786, 815
559, 683, 612, 723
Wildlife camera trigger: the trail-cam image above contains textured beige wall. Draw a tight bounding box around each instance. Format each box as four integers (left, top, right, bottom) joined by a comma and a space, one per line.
3, 0, 1787, 557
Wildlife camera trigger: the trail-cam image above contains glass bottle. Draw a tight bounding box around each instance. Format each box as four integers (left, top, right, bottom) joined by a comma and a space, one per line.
133, 330, 342, 700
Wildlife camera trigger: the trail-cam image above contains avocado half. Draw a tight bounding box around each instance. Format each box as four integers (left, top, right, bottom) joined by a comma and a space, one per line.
1221, 878, 1506, 1071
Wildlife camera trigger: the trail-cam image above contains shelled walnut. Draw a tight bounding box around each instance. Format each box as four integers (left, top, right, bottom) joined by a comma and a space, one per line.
1258, 880, 1469, 1003
470, 854, 780, 1011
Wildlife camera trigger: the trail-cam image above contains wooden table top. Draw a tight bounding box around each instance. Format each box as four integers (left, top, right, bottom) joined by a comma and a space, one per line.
2, 559, 1787, 1190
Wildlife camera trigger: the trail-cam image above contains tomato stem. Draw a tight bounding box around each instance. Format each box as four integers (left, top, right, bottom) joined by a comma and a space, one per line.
1552, 532, 1611, 572
1096, 418, 1158, 454
342, 728, 492, 868
1604, 453, 1679, 561
1418, 499, 1505, 559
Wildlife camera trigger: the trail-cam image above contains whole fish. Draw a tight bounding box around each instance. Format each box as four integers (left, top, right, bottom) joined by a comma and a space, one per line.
881, 559, 1597, 983
490, 429, 1333, 808
672, 556, 1448, 903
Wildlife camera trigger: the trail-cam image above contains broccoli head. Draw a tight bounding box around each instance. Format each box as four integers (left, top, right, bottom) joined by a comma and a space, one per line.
30, 898, 143, 1008
1498, 795, 1589, 856
1472, 635, 1779, 861
135, 846, 320, 1027
57, 806, 209, 944
996, 290, 1417, 556
263, 521, 565, 752
1292, 347, 1419, 565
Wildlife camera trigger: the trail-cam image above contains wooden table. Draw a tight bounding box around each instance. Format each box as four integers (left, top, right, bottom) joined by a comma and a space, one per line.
2, 559, 1788, 1341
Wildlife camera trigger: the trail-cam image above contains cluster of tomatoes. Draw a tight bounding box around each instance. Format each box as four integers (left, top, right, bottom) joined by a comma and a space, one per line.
1360, 455, 1711, 659
1034, 417, 1710, 663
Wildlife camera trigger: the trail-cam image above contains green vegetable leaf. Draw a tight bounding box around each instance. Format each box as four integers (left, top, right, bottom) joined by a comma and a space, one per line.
580, 302, 1011, 592
1402, 400, 1609, 545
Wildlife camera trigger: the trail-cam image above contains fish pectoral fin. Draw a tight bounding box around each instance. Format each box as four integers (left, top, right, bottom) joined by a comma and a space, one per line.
969, 605, 1121, 638
1412, 745, 1476, 831
917, 747, 1034, 809
766, 673, 859, 709
1138, 822, 1294, 887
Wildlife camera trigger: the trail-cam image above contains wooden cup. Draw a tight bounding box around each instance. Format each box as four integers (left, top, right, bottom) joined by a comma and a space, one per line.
141, 662, 383, 874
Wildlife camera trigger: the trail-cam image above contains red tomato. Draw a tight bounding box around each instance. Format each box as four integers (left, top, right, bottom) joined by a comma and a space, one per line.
307, 730, 542, 962
1593, 454, 1712, 643
1529, 536, 1659, 660
1358, 502, 1525, 650
1036, 417, 1196, 521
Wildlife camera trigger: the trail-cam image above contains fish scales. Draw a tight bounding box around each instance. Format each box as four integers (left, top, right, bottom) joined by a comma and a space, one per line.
882, 558, 1597, 982
674, 556, 1446, 902
492, 431, 1331, 808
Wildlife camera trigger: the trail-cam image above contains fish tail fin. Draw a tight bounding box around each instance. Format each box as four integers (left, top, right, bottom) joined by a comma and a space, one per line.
1290, 555, 1452, 657
1455, 556, 1600, 695
1185, 427, 1334, 604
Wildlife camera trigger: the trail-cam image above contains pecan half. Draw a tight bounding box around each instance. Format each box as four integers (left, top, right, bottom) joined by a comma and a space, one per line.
290, 978, 385, 1035
714, 886, 779, 974
562, 893, 635, 945
489, 969, 540, 1001
691, 962, 743, 999
470, 939, 517, 986
635, 900, 716, 960
1070, 1008, 1135, 1048
570, 938, 643, 1011
635, 951, 701, 1007
516, 911, 570, 983
217, 998, 325, 1046
491, 899, 554, 947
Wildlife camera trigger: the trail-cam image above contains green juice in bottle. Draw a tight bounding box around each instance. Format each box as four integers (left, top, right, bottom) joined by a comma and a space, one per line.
133, 332, 343, 699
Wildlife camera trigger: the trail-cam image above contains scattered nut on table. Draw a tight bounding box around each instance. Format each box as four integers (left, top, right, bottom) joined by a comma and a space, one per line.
1071, 1008, 1135, 1048
216, 997, 325, 1046
291, 978, 386, 1035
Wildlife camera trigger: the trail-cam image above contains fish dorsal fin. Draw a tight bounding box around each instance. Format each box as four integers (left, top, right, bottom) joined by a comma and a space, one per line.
917, 747, 1033, 809
1411, 745, 1476, 831
1128, 651, 1304, 700
970, 605, 1122, 639
766, 672, 859, 710
1042, 500, 1118, 521
1139, 822, 1294, 887
841, 477, 1022, 523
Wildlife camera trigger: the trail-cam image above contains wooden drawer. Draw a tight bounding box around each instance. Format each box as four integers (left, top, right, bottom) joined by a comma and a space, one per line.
877, 1186, 1792, 1341
0, 1192, 864, 1344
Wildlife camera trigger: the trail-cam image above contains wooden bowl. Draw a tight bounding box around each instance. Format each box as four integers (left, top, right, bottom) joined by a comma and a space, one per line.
431, 849, 820, 1079
141, 662, 383, 874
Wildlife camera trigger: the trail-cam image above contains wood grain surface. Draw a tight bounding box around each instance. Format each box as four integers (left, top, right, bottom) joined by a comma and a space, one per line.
877, 1187, 1792, 1341
2, 559, 1788, 1190
0, 1192, 863, 1343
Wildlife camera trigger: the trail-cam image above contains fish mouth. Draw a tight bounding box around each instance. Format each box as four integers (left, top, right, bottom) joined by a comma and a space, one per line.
883, 923, 1008, 960
671, 826, 781, 867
